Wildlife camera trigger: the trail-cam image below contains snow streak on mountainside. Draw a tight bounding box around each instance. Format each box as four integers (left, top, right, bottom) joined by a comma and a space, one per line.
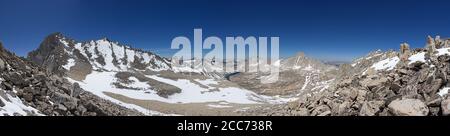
28, 33, 170, 81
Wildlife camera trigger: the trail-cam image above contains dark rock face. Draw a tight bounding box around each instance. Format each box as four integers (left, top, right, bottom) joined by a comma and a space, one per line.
27, 33, 75, 77
0, 42, 142, 116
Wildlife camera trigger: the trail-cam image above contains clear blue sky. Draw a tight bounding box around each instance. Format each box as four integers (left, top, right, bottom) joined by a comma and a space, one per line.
1, 0, 449, 61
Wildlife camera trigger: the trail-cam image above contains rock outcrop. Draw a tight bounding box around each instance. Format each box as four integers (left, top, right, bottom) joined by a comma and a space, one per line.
247, 36, 450, 116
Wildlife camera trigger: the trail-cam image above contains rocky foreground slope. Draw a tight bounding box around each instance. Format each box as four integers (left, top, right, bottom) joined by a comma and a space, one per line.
248, 36, 450, 116
0, 42, 142, 116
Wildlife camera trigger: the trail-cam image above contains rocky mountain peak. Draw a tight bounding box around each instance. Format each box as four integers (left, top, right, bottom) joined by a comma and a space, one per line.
28, 33, 171, 81
1, 41, 142, 116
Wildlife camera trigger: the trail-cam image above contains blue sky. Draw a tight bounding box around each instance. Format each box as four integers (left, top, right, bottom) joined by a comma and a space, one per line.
0, 0, 449, 61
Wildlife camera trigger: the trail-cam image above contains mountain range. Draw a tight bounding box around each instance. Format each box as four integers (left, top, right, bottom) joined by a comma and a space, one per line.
1, 33, 449, 116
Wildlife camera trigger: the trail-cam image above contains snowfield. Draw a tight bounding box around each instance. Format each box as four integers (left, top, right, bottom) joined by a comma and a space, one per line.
0, 89, 43, 116
371, 56, 399, 71
408, 52, 426, 64
67, 71, 296, 115
438, 87, 450, 96
61, 38, 171, 72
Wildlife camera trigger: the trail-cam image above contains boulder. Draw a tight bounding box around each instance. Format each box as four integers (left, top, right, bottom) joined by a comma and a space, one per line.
388, 99, 429, 116
292, 108, 309, 116
0, 97, 5, 107
441, 99, 450, 116
0, 58, 5, 71
56, 103, 68, 111
76, 105, 87, 116
311, 105, 331, 116
359, 100, 385, 116
360, 76, 388, 90
72, 83, 83, 97
2, 82, 13, 91
318, 111, 331, 116
23, 93, 34, 102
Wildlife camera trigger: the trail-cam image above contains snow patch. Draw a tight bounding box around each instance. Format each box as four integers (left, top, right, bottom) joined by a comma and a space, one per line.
300, 76, 310, 91
371, 57, 399, 71
408, 52, 426, 64
437, 48, 450, 56
207, 104, 233, 108
62, 58, 76, 70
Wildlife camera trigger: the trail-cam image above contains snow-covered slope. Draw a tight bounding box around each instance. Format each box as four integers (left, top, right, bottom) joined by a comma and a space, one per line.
0, 83, 42, 116
68, 38, 170, 72
67, 71, 292, 105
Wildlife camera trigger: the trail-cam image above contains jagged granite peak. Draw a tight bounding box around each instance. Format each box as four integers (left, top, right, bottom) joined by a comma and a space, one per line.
28, 33, 171, 81
0, 42, 142, 116
280, 51, 337, 72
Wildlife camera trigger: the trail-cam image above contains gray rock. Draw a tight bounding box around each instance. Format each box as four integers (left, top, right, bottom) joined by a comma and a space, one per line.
76, 105, 87, 115
361, 76, 388, 90
427, 97, 442, 107
359, 101, 385, 116
336, 101, 352, 115
23, 93, 33, 102
388, 99, 429, 116
318, 111, 331, 116
311, 105, 331, 116
56, 104, 68, 111
2, 82, 13, 91
441, 99, 450, 116
0, 97, 5, 107
63, 100, 78, 110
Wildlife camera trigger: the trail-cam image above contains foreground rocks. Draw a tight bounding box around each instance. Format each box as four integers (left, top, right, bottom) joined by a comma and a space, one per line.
388, 99, 429, 116
442, 99, 450, 116
247, 36, 450, 116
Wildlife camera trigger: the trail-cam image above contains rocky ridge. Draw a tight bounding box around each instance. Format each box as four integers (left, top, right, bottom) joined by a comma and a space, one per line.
28, 33, 171, 81
246, 36, 450, 116
0, 41, 142, 116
